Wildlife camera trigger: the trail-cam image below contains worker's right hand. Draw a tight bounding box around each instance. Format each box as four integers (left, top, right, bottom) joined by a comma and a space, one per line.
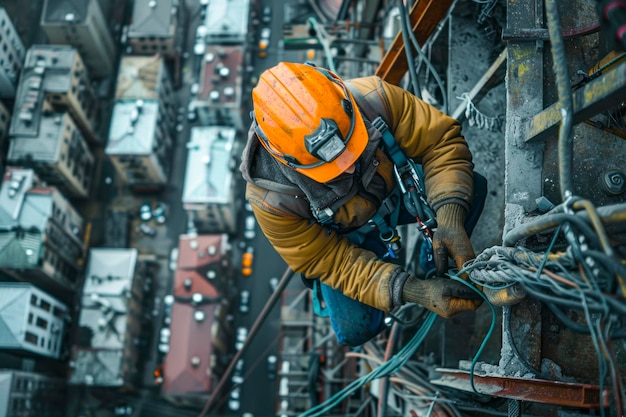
401, 275, 483, 318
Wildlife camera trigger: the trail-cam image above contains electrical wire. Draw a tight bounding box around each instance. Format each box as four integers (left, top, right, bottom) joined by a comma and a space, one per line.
297, 312, 438, 417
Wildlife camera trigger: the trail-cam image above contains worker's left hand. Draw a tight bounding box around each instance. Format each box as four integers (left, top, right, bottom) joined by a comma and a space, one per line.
433, 203, 475, 277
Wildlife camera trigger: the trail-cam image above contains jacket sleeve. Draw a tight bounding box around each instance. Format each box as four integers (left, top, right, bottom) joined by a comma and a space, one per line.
248, 198, 404, 312
351, 77, 474, 212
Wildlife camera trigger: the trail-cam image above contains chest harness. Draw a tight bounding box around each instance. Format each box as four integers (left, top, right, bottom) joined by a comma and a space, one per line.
317, 83, 438, 261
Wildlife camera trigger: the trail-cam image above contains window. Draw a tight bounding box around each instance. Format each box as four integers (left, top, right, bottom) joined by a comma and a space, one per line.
24, 331, 38, 345
30, 294, 38, 306
35, 316, 48, 330
39, 299, 51, 312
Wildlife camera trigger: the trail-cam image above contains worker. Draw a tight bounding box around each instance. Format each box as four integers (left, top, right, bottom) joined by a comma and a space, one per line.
240, 62, 486, 347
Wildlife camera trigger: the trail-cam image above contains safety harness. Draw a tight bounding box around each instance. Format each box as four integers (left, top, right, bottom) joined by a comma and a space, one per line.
343, 83, 437, 261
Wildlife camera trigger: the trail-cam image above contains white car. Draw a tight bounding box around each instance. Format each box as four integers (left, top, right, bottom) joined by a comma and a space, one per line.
235, 326, 248, 351
269, 277, 279, 292
169, 247, 179, 271
244, 215, 256, 240
194, 25, 207, 56
239, 290, 250, 314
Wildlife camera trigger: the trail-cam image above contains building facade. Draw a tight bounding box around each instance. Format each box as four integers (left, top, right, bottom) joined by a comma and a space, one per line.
0, 370, 67, 417
105, 99, 174, 190
7, 112, 95, 199
40, 0, 116, 78
0, 283, 69, 359
13, 45, 100, 144
127, 0, 183, 59
68, 248, 146, 388
192, 45, 245, 131
0, 7, 26, 98
0, 167, 86, 298
182, 127, 239, 234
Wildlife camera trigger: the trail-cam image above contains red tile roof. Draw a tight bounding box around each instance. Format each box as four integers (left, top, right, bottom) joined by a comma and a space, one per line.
161, 301, 217, 396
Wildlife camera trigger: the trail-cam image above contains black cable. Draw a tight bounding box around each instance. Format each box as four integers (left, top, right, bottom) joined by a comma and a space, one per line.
397, 0, 421, 97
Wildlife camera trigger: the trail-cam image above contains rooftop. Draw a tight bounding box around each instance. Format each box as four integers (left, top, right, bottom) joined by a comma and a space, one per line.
106, 100, 159, 155
182, 127, 236, 205
128, 0, 176, 38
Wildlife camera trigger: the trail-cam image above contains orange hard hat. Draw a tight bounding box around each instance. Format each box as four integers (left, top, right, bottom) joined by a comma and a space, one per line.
252, 62, 368, 183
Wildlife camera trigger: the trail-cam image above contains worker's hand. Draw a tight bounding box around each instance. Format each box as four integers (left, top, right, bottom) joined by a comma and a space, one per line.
433, 204, 475, 277
401, 275, 482, 318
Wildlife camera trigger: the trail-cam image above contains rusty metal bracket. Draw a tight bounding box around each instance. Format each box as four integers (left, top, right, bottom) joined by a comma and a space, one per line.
432, 368, 611, 408
375, 0, 454, 85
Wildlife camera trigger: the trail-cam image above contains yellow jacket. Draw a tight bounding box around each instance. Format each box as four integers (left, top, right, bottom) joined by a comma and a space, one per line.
242, 76, 474, 312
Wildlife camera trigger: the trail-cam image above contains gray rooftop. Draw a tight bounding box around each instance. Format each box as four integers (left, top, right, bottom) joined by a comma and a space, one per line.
0, 284, 30, 349
0, 168, 37, 230
84, 248, 138, 296
41, 0, 89, 24
68, 349, 124, 386
106, 100, 158, 155
183, 127, 236, 205
128, 0, 175, 38
8, 114, 67, 162
205, 0, 249, 42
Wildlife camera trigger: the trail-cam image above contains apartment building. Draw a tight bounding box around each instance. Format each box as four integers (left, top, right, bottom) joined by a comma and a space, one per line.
13, 45, 100, 144
68, 248, 146, 388
127, 0, 183, 59
7, 112, 95, 198
0, 7, 26, 98
192, 45, 244, 131
0, 283, 69, 359
160, 234, 232, 408
204, 0, 250, 44
0, 370, 67, 417
0, 167, 86, 298
106, 99, 174, 191
182, 127, 239, 234
40, 0, 116, 78
115, 55, 177, 131
0, 101, 11, 172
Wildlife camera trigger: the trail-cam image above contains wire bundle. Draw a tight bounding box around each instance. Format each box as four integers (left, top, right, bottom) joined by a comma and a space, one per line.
298, 312, 438, 417
460, 198, 626, 416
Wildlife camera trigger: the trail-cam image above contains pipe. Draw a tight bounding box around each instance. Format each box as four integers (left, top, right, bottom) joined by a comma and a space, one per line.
545, 0, 575, 200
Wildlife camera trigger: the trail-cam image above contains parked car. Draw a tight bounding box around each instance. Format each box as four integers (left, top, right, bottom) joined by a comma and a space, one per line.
139, 201, 152, 221
239, 289, 250, 314
228, 386, 240, 411
267, 354, 277, 380
261, 5, 271, 24
153, 202, 168, 224
235, 326, 248, 351
269, 276, 279, 292
169, 247, 179, 271
244, 214, 256, 240
138, 223, 157, 237
241, 247, 254, 277
194, 25, 207, 56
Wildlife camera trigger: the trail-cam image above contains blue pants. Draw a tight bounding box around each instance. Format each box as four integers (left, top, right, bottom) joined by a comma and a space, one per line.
319, 172, 488, 346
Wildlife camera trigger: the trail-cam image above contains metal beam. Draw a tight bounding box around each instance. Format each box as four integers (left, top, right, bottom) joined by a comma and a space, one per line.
523, 60, 626, 143
375, 0, 454, 85
432, 369, 611, 408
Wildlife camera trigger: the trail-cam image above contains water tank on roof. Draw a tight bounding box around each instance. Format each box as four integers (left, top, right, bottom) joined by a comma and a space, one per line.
209, 90, 220, 101
224, 86, 235, 97
219, 67, 230, 78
